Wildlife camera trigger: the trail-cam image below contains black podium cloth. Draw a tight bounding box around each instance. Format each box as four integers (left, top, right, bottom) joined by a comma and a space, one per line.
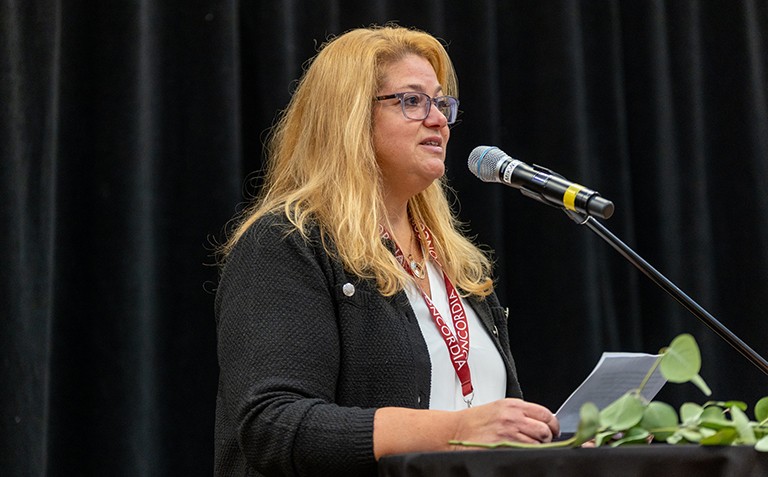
378, 445, 768, 477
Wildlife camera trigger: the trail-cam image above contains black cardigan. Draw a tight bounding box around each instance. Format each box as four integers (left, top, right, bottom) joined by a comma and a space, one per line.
214, 213, 522, 476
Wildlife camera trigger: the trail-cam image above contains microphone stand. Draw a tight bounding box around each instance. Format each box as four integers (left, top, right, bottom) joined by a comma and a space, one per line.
563, 209, 768, 376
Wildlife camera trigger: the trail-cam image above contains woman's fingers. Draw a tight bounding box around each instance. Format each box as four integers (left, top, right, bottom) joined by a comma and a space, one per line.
453, 398, 560, 445
505, 399, 559, 442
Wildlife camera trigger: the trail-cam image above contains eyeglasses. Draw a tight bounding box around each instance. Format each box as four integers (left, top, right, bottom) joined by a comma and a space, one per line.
375, 92, 459, 125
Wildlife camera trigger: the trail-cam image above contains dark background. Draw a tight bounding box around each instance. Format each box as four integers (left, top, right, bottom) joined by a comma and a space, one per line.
3, 1, 768, 475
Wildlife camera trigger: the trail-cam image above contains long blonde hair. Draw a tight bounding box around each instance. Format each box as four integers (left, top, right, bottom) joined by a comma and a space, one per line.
222, 25, 494, 297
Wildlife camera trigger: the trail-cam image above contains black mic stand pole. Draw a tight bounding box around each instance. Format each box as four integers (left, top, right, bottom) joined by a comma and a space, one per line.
564, 209, 768, 376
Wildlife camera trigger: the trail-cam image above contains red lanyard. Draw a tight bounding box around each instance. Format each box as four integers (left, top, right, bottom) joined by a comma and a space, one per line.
381, 222, 475, 406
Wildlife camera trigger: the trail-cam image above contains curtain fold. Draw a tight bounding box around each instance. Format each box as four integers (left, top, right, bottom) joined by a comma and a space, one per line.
1, 1, 60, 474
2, 1, 241, 474
3, 0, 768, 474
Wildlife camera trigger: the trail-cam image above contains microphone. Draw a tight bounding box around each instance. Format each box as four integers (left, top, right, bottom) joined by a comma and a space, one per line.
467, 145, 614, 219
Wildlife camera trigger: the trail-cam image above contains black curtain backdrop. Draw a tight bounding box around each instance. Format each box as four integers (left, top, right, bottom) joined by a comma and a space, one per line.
3, 1, 768, 475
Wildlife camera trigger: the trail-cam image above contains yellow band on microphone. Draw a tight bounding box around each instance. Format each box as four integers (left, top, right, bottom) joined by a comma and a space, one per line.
563, 184, 585, 211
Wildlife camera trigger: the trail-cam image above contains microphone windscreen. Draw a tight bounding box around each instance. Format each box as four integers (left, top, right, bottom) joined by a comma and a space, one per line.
467, 146, 505, 182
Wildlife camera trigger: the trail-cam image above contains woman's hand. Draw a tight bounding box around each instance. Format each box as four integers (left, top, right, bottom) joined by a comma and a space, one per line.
450, 398, 560, 446
373, 399, 560, 459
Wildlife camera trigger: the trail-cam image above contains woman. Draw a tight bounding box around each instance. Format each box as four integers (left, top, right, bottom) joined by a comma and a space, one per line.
215, 25, 559, 476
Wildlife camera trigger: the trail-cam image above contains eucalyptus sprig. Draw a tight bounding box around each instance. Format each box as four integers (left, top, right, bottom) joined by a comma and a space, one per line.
450, 333, 768, 451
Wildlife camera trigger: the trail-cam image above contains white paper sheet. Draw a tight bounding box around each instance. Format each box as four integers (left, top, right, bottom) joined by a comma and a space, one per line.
555, 352, 667, 433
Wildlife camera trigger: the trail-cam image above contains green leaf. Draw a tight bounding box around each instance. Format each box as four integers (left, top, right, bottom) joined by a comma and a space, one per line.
756, 435, 768, 452
641, 401, 678, 441
690, 373, 712, 396
755, 397, 768, 423
595, 430, 618, 447
701, 405, 726, 418
703, 400, 747, 412
680, 428, 704, 443
600, 393, 645, 431
700, 428, 738, 446
680, 402, 704, 424
571, 402, 600, 447
666, 432, 684, 444
700, 407, 734, 430
659, 334, 701, 383
731, 405, 756, 444
610, 427, 650, 447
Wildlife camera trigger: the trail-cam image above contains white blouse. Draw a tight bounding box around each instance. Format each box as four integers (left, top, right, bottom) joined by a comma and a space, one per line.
404, 260, 507, 410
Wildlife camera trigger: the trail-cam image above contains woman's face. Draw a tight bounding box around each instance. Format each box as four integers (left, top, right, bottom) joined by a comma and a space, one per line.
373, 54, 450, 207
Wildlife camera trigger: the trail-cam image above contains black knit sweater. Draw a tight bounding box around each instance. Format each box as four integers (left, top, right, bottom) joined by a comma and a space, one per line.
214, 213, 522, 476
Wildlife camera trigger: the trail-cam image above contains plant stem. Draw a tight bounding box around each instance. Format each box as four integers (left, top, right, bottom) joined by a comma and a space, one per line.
637, 355, 663, 394
449, 438, 576, 449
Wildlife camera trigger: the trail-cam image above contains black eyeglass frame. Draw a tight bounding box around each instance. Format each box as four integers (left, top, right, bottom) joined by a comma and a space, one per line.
374, 91, 460, 125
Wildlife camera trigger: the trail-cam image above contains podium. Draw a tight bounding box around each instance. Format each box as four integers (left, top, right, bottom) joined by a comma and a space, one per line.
378, 445, 768, 477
